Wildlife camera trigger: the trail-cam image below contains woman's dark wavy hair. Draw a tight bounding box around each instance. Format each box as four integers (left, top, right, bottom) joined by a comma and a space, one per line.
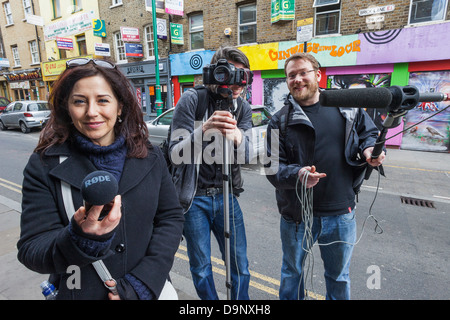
36, 60, 150, 158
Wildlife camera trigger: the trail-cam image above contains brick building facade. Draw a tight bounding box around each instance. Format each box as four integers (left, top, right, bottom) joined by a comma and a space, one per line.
0, 0, 46, 101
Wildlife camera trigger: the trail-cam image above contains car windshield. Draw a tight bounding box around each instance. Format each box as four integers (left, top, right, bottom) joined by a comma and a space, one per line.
27, 103, 50, 112
157, 110, 174, 125
251, 108, 271, 127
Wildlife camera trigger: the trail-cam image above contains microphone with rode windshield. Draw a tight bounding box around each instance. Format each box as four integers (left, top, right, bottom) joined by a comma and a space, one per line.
319, 85, 450, 179
319, 86, 449, 111
81, 171, 118, 221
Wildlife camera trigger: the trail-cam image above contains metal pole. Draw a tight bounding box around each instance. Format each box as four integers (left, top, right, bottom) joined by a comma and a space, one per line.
223, 134, 232, 300
151, 0, 163, 116
221, 94, 235, 300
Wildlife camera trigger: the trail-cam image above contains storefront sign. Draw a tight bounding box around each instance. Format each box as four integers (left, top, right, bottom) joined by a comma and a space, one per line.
94, 43, 110, 56
157, 18, 167, 40
170, 23, 183, 44
25, 14, 44, 26
169, 50, 215, 76
125, 43, 144, 57
41, 56, 92, 81
10, 81, 30, 89
0, 58, 10, 68
93, 19, 107, 37
271, 0, 295, 23
165, 0, 184, 16
56, 37, 73, 50
121, 27, 140, 42
3, 70, 41, 82
44, 11, 95, 41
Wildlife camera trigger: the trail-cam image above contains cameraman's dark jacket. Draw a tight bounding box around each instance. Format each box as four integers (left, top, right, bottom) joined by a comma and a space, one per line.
169, 88, 253, 213
265, 94, 379, 223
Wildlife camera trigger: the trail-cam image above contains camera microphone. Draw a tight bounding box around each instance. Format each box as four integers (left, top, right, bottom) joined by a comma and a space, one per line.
320, 86, 449, 111
81, 170, 118, 220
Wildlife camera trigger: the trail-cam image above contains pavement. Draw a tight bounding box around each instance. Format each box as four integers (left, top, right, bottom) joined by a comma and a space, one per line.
0, 147, 449, 300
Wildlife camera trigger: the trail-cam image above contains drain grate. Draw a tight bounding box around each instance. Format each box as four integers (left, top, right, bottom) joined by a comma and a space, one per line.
400, 196, 435, 208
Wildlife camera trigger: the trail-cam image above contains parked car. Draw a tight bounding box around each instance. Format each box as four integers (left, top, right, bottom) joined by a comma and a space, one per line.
146, 105, 272, 161
0, 100, 50, 133
0, 97, 10, 114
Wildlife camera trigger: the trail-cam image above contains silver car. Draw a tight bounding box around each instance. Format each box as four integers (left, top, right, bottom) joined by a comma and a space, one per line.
0, 101, 50, 133
146, 105, 271, 161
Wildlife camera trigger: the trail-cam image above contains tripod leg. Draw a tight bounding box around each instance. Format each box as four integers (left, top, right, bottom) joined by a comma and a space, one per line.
222, 135, 232, 300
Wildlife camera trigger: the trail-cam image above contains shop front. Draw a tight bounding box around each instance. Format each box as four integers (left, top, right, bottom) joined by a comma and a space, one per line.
3, 68, 46, 102
117, 59, 171, 121
170, 22, 450, 152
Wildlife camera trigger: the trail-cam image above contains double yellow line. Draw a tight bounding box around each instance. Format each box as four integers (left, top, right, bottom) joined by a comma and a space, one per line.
175, 245, 325, 300
0, 178, 22, 193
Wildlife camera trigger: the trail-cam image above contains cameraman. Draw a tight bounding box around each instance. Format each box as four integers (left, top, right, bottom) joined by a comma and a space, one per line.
169, 46, 252, 300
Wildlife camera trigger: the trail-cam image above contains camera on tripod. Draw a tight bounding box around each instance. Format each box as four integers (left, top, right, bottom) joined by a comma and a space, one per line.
203, 59, 253, 86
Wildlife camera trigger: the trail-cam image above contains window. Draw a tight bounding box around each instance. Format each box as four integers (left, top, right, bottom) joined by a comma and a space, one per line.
238, 4, 257, 45
144, 25, 154, 59
52, 0, 61, 18
408, 0, 448, 24
29, 40, 39, 64
313, 0, 340, 7
190, 13, 204, 50
23, 0, 32, 17
12, 46, 20, 67
59, 49, 67, 59
76, 35, 87, 56
73, 0, 83, 12
4, 2, 13, 25
314, 1, 341, 36
114, 31, 127, 63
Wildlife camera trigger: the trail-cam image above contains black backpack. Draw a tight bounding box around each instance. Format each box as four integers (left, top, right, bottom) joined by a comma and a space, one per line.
160, 86, 210, 173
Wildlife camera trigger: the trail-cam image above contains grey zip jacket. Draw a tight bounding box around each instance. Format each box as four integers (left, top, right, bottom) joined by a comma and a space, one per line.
168, 88, 253, 213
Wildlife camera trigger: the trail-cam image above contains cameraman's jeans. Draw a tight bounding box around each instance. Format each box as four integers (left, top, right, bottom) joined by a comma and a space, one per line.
183, 194, 250, 300
279, 210, 356, 300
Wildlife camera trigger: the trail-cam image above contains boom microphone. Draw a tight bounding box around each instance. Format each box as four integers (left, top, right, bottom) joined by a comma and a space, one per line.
319, 87, 393, 109
320, 86, 449, 111
81, 170, 118, 220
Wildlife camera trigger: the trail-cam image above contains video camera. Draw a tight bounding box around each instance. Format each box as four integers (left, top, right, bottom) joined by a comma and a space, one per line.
203, 59, 253, 86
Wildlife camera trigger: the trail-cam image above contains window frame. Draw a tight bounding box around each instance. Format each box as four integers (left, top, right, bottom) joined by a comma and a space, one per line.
23, 0, 32, 18
407, 0, 449, 25
52, 0, 61, 19
189, 13, 204, 50
238, 3, 257, 45
144, 24, 155, 60
29, 40, 39, 64
11, 46, 20, 67
4, 2, 14, 25
314, 2, 341, 36
313, 0, 340, 7
114, 31, 127, 63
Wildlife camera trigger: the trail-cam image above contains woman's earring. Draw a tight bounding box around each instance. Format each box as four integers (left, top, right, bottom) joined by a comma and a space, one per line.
118, 115, 122, 123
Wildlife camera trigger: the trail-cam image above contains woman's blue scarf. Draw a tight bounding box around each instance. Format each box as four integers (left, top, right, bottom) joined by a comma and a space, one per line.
74, 133, 127, 182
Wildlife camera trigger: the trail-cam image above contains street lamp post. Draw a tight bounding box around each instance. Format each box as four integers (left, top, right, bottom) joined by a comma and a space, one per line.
151, 0, 163, 116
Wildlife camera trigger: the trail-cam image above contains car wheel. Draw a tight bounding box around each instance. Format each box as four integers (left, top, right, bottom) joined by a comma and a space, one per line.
20, 122, 30, 133
0, 120, 6, 131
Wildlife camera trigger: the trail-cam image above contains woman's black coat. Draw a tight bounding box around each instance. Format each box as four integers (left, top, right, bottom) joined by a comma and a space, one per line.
17, 141, 184, 299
